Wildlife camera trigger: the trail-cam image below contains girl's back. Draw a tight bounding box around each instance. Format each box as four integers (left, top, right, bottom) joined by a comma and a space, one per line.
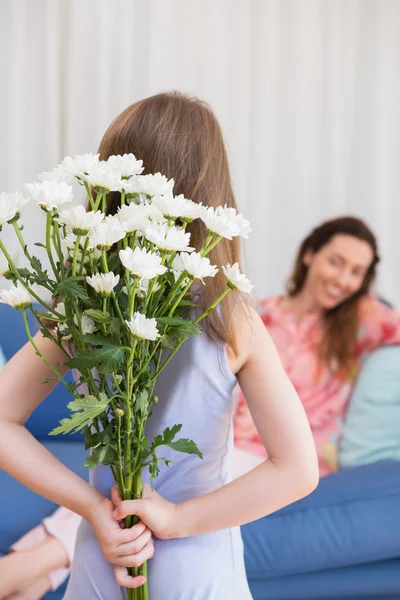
66, 330, 253, 599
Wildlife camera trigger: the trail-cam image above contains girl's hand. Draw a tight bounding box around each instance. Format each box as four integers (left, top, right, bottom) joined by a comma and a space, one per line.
87, 495, 154, 589
112, 484, 179, 540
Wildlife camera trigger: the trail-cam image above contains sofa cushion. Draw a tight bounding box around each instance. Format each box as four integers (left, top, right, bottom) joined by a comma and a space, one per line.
339, 346, 400, 468
241, 461, 400, 580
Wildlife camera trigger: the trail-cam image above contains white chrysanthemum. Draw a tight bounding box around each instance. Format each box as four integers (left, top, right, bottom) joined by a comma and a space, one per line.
38, 167, 73, 185
0, 282, 33, 309
200, 206, 239, 239
144, 223, 194, 253
58, 153, 100, 179
25, 181, 73, 211
0, 192, 30, 225
75, 314, 97, 335
222, 263, 253, 294
86, 272, 120, 296
81, 162, 123, 192
125, 312, 160, 341
172, 252, 218, 283
107, 154, 144, 178
0, 251, 20, 277
116, 202, 165, 234
58, 205, 104, 235
119, 247, 167, 280
137, 173, 175, 197
152, 193, 201, 222
89, 215, 126, 249
215, 205, 252, 239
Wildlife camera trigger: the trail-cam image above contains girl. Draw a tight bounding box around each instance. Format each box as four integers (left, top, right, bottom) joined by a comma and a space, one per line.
235, 216, 400, 476
0, 92, 318, 599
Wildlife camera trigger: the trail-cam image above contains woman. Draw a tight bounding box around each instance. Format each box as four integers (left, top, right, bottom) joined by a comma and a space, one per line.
0, 92, 318, 598
234, 216, 400, 476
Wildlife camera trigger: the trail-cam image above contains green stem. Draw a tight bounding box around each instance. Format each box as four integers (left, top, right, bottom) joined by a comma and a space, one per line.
22, 310, 68, 386
168, 278, 194, 317
0, 239, 62, 317
194, 288, 230, 324
11, 221, 53, 289
46, 212, 60, 282
71, 235, 82, 276
84, 182, 95, 210
117, 415, 126, 497
28, 307, 70, 358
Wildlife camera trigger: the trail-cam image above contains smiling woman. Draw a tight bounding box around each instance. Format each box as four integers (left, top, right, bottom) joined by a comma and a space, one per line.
234, 216, 400, 476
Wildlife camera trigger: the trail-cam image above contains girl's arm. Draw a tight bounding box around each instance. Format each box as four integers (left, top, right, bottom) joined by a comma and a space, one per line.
114, 307, 319, 539
0, 332, 104, 518
0, 332, 154, 587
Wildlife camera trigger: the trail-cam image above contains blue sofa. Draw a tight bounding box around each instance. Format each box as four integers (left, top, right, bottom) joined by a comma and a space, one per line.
0, 303, 400, 599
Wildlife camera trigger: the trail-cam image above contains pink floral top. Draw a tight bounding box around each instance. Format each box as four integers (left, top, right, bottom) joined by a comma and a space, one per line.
234, 295, 400, 476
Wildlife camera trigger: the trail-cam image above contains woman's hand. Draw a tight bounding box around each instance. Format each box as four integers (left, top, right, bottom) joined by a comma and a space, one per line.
87, 495, 154, 589
111, 484, 179, 540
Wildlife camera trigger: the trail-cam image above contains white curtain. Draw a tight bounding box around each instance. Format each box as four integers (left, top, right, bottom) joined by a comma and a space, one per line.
1, 0, 400, 302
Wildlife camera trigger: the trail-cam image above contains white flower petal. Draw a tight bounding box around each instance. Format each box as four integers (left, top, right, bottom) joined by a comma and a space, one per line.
25, 181, 73, 211
125, 312, 160, 341
107, 154, 144, 177
0, 192, 30, 224
119, 247, 167, 279
144, 223, 194, 253
58, 153, 100, 179
172, 252, 218, 283
86, 272, 120, 295
222, 263, 253, 294
0, 282, 33, 309
58, 206, 104, 234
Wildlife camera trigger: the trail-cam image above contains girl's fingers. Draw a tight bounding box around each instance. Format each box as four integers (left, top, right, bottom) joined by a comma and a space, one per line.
115, 521, 147, 545
116, 527, 152, 556
113, 565, 146, 589
113, 540, 154, 568
113, 499, 145, 521
111, 485, 123, 507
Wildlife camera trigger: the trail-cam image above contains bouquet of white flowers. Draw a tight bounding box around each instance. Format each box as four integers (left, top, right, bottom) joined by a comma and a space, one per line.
0, 153, 252, 600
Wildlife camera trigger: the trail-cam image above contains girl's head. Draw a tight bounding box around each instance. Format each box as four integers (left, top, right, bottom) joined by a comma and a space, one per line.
288, 216, 379, 310
97, 92, 241, 348
288, 216, 380, 375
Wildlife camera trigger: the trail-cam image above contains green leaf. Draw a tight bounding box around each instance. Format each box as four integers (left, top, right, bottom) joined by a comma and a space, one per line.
54, 276, 89, 301
49, 392, 110, 435
167, 438, 203, 459
107, 318, 121, 335
102, 445, 119, 466
18, 268, 32, 280
31, 256, 44, 273
156, 316, 201, 340
150, 424, 182, 452
34, 242, 47, 249
159, 334, 175, 350
136, 389, 149, 415
84, 309, 113, 325
66, 335, 126, 374
85, 444, 108, 469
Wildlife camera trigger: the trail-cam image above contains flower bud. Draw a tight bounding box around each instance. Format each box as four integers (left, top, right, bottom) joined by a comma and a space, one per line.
114, 408, 125, 417
152, 395, 159, 404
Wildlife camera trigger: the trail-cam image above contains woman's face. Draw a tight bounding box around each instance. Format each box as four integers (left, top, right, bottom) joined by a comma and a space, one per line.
303, 234, 374, 310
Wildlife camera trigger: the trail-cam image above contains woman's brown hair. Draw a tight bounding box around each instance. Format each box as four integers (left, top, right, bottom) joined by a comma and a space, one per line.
287, 216, 380, 377
98, 92, 242, 350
